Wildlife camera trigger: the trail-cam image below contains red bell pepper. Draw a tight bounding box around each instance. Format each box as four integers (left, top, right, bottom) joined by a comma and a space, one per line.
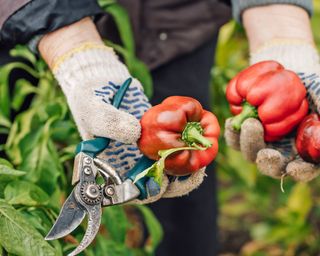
296, 113, 320, 163
138, 96, 220, 177
226, 60, 309, 142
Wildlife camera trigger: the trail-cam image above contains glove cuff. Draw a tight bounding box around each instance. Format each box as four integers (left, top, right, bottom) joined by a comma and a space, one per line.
250, 39, 320, 74
53, 42, 133, 93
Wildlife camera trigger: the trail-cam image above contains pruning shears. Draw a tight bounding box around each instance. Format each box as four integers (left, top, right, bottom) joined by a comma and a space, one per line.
45, 78, 157, 256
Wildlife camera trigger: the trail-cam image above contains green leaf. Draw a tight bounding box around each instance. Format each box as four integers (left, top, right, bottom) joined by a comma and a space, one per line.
5, 109, 37, 165
100, 2, 154, 98
94, 237, 133, 256
0, 113, 11, 128
20, 207, 57, 236
103, 3, 135, 55
217, 21, 236, 46
44, 101, 68, 120
287, 183, 312, 220
50, 120, 77, 142
58, 144, 77, 163
20, 133, 62, 194
98, 0, 116, 8
102, 205, 130, 243
0, 158, 14, 168
9, 45, 37, 66
12, 79, 38, 110
0, 62, 39, 117
135, 205, 163, 254
0, 164, 25, 198
98, 0, 116, 7
0, 164, 25, 180
0, 65, 12, 118
106, 41, 153, 98
0, 199, 58, 256
16, 119, 63, 194
126, 55, 153, 99
0, 127, 9, 135
4, 180, 49, 206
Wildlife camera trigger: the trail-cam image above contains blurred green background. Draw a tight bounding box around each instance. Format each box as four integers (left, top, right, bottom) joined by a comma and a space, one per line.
0, 1, 319, 255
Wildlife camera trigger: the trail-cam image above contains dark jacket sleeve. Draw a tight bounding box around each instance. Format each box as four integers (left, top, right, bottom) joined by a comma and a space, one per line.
0, 0, 104, 46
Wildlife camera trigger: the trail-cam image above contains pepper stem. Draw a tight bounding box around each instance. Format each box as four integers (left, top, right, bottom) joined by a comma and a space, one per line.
182, 122, 212, 148
133, 146, 206, 186
231, 102, 258, 131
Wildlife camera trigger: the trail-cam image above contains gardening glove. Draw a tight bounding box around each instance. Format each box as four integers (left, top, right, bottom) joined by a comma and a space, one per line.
225, 39, 320, 182
52, 43, 169, 202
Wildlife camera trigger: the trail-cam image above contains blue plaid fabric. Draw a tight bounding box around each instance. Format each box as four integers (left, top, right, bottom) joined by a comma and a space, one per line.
94, 80, 151, 177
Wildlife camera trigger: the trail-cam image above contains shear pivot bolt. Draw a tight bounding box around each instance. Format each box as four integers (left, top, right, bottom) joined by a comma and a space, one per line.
80, 182, 102, 205
86, 184, 100, 199
105, 186, 115, 196
84, 157, 92, 164
84, 167, 92, 175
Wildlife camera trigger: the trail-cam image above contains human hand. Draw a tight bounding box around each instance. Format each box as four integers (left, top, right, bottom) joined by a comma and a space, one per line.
223, 4, 320, 183
38, 18, 212, 202
225, 39, 320, 182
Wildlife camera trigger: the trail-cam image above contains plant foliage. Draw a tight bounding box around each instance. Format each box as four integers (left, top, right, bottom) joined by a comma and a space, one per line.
0, 2, 161, 255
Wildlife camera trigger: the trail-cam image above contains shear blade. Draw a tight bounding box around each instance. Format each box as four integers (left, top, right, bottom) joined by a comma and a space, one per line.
68, 204, 102, 256
46, 190, 86, 240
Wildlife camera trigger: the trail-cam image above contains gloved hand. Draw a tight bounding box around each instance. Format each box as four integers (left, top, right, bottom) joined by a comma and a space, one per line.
51, 43, 166, 201
53, 43, 206, 202
225, 40, 320, 182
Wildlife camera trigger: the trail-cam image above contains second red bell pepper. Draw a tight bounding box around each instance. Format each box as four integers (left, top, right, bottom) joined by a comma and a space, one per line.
296, 113, 320, 163
226, 60, 309, 142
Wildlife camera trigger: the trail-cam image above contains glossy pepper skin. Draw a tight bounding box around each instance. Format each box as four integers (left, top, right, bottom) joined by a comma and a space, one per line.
226, 60, 309, 142
296, 114, 320, 164
138, 96, 220, 176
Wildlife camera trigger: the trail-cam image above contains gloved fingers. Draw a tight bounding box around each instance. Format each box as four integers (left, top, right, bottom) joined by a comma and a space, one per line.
132, 175, 169, 204
119, 78, 151, 120
256, 148, 287, 179
73, 99, 141, 143
162, 168, 206, 198
239, 118, 266, 162
224, 118, 240, 150
256, 135, 297, 179
286, 158, 320, 182
78, 78, 149, 143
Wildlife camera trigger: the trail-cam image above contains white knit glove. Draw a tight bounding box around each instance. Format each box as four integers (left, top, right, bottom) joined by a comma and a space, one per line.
225, 39, 320, 182
52, 43, 169, 202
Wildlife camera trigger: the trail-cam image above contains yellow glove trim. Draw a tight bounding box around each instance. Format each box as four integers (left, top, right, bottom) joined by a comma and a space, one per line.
52, 42, 114, 73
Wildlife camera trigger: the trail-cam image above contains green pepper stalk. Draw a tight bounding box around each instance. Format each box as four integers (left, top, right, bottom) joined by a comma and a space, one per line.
231, 102, 258, 131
